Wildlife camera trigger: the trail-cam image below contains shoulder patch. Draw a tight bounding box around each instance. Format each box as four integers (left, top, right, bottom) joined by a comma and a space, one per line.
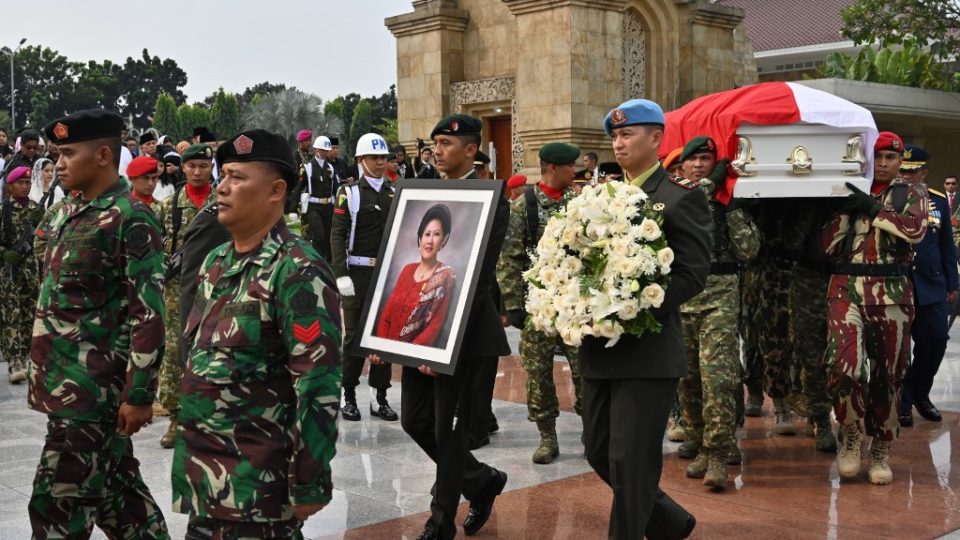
125, 223, 155, 260
290, 288, 319, 316
669, 176, 700, 190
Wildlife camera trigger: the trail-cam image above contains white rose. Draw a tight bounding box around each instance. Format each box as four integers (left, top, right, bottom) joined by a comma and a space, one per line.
641, 283, 666, 308
539, 267, 559, 288
560, 226, 578, 246
618, 299, 640, 320
561, 256, 583, 274
657, 247, 674, 268
639, 218, 662, 241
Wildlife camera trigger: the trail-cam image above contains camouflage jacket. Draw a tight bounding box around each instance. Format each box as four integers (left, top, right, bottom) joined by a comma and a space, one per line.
173, 219, 343, 522
29, 181, 166, 422
157, 184, 217, 257
0, 197, 41, 279
681, 183, 760, 313
823, 181, 928, 305
497, 185, 572, 312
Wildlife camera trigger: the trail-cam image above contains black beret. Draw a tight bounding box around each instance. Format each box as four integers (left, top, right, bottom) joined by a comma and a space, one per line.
139, 131, 157, 144
198, 131, 217, 143
431, 114, 482, 140
44, 109, 125, 145
679, 136, 717, 163
328, 136, 340, 146
539, 142, 581, 165
473, 150, 491, 166
216, 129, 297, 185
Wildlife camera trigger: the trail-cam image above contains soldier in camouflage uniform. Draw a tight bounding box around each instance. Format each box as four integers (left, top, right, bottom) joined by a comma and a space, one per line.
29, 110, 168, 538
173, 129, 341, 538
675, 137, 760, 490
293, 135, 339, 262
740, 242, 765, 416
822, 131, 927, 485
497, 142, 584, 465
0, 166, 41, 382
126, 155, 164, 215
155, 143, 217, 448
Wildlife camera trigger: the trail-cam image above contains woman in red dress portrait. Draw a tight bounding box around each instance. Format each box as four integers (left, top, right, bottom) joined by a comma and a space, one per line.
377, 204, 457, 347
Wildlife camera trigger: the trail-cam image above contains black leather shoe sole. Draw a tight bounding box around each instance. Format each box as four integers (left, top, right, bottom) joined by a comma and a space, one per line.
463, 470, 508, 536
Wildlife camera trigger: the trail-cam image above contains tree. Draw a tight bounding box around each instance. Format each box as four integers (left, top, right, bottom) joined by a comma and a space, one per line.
117, 49, 188, 127
177, 104, 211, 141
242, 89, 342, 145
210, 88, 241, 138
376, 118, 399, 147
238, 81, 289, 110
153, 93, 181, 140
348, 99, 376, 156
841, 0, 960, 61
0, 45, 82, 129
817, 41, 955, 91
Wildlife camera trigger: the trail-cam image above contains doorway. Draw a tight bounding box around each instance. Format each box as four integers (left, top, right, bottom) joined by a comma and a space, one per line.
488, 116, 512, 178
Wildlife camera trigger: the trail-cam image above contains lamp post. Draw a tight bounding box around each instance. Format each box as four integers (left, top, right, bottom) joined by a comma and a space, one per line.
3, 38, 27, 132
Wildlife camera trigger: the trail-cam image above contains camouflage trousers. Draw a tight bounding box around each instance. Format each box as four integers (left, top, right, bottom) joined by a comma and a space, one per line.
679, 298, 740, 453
185, 515, 302, 540
825, 299, 914, 441
519, 327, 582, 421
740, 268, 763, 396
159, 280, 183, 413
789, 267, 832, 419
29, 417, 168, 539
299, 205, 332, 263
0, 267, 37, 373
756, 263, 793, 400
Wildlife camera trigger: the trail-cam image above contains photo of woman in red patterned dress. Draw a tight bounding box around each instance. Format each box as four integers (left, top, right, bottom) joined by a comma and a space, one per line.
376, 204, 457, 347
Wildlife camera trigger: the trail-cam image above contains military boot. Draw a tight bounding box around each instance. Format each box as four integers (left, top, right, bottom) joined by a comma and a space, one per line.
703, 451, 728, 490
370, 389, 398, 421
678, 439, 701, 460
813, 414, 837, 453
532, 418, 559, 464
342, 387, 361, 421
744, 392, 763, 417
867, 439, 893, 485
685, 453, 708, 479
160, 417, 178, 449
773, 399, 797, 435
8, 369, 26, 384
837, 422, 864, 479
666, 417, 686, 442
726, 445, 743, 466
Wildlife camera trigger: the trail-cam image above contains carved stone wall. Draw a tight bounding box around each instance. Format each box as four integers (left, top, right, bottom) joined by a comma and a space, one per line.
622, 8, 646, 100
451, 77, 523, 172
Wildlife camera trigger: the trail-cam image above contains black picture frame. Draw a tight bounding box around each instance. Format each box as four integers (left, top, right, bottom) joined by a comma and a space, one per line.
354, 178, 504, 375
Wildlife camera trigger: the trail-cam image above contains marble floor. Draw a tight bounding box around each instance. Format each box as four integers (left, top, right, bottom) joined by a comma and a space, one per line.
2, 327, 960, 538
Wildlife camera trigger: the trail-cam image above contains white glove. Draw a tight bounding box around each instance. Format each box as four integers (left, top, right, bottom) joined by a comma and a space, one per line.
337, 276, 356, 297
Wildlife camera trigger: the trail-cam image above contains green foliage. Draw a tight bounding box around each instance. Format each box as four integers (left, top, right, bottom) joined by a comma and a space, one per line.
153, 93, 180, 140
841, 0, 960, 61
816, 41, 955, 91
209, 88, 241, 139
241, 89, 343, 146
348, 99, 376, 156
376, 118, 399, 147
176, 105, 211, 141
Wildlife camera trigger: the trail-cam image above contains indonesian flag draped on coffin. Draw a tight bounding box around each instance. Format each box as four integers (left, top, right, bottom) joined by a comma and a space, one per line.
660, 81, 878, 203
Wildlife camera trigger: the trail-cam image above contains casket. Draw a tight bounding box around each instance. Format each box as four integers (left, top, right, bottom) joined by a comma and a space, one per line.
661, 82, 877, 201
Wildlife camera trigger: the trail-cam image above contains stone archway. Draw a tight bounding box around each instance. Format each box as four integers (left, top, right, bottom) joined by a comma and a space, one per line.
450, 76, 523, 174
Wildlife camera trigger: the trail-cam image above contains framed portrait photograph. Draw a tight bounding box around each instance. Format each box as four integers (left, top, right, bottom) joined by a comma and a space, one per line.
355, 179, 504, 375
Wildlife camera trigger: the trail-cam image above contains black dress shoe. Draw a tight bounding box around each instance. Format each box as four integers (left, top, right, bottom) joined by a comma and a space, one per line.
488, 415, 499, 433
898, 411, 914, 427
917, 400, 943, 422
370, 402, 399, 421
468, 435, 490, 450
463, 469, 508, 535
681, 514, 697, 539
415, 523, 439, 540
341, 400, 361, 421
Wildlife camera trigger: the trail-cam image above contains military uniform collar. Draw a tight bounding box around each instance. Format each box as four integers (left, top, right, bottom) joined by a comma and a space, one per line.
628, 163, 666, 192
81, 179, 128, 210
221, 218, 290, 276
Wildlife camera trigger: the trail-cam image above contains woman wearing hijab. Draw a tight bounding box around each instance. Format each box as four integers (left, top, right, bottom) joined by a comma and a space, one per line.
376, 203, 457, 347
28, 158, 64, 208
155, 151, 183, 201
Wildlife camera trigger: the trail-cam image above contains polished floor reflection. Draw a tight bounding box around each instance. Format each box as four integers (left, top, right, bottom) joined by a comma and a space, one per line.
1, 328, 960, 538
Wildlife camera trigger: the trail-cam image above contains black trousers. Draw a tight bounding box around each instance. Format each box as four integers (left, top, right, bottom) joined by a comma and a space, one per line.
583, 377, 691, 540
400, 358, 498, 538
468, 356, 500, 441
343, 266, 392, 391
904, 300, 949, 408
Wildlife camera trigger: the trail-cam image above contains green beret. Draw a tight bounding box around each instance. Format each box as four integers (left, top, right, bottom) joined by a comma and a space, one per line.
430, 114, 482, 140
539, 142, 581, 165
679, 136, 717, 163
44, 109, 125, 145
182, 143, 213, 162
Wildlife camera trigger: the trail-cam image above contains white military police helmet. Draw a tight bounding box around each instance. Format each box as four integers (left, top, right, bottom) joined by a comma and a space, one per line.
313, 136, 332, 151
355, 133, 390, 158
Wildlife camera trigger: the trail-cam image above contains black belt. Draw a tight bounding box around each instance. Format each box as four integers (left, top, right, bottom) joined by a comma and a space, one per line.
830, 263, 909, 277
710, 262, 740, 275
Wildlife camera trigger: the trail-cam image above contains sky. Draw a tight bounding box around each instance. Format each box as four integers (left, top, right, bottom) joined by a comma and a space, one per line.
3, 0, 407, 102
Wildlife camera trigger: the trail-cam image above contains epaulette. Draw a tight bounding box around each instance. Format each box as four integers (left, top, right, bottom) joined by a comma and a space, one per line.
928, 188, 946, 198
669, 176, 700, 190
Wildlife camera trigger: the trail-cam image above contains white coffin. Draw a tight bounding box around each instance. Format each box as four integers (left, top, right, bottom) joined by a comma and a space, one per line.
731, 122, 872, 198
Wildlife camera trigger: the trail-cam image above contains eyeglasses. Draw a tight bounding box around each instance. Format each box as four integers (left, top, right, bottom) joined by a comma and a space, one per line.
946, 182, 957, 186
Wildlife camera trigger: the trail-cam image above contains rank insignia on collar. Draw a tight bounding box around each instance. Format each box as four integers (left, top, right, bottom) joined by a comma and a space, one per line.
611, 109, 627, 126
234, 135, 254, 155
53, 123, 69, 140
